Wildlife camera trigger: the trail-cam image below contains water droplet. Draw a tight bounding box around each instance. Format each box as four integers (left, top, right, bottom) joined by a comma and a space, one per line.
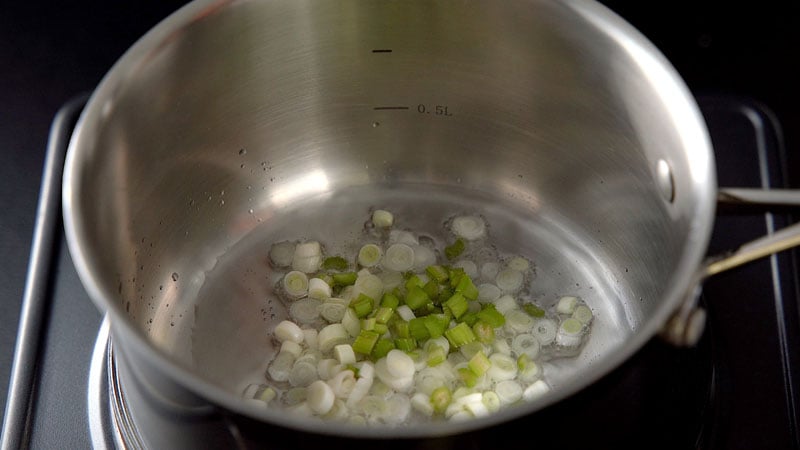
172, 272, 179, 282
220, 199, 225, 206
240, 163, 245, 169
261, 161, 267, 167
249, 208, 254, 214
372, 122, 380, 128
239, 148, 247, 155
159, 285, 163, 290
247, 185, 252, 190
189, 199, 195, 206
220, 190, 225, 196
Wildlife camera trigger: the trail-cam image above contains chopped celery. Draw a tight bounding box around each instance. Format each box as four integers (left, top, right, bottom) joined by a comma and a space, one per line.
445, 239, 465, 260
458, 367, 479, 388
322, 256, 349, 271
405, 274, 425, 291
409, 318, 431, 341
455, 275, 479, 300
430, 386, 452, 414
352, 330, 380, 355
423, 280, 440, 299
448, 267, 466, 288
459, 311, 479, 327
468, 351, 491, 376
405, 286, 430, 310
472, 320, 495, 344
373, 323, 388, 335
392, 320, 410, 339
523, 303, 546, 318
476, 305, 506, 328
332, 272, 357, 287
394, 338, 417, 352
380, 292, 400, 309
445, 322, 477, 348
426, 265, 450, 283
372, 338, 396, 360
361, 317, 377, 331
350, 293, 374, 318
423, 314, 449, 339
426, 344, 447, 367
444, 292, 468, 319
437, 287, 454, 305
374, 306, 394, 324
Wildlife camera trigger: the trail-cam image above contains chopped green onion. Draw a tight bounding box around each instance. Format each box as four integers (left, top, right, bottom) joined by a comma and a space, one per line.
573, 305, 593, 324
476, 305, 506, 328
386, 349, 416, 379
477, 283, 502, 302
445, 322, 476, 348
269, 241, 296, 268
423, 314, 450, 338
292, 241, 322, 273
405, 285, 431, 310
557, 296, 579, 315
283, 271, 309, 298
372, 209, 394, 228
430, 386, 452, 414
373, 323, 388, 335
437, 287, 454, 305
307, 380, 335, 415
517, 353, 532, 371
350, 293, 374, 318
556, 317, 584, 347
316, 273, 334, 287
361, 317, 377, 331
374, 306, 394, 324
288, 361, 320, 387
333, 344, 356, 365
487, 353, 518, 381
506, 309, 535, 333
426, 344, 447, 367
448, 267, 466, 287
318, 323, 349, 353
319, 298, 349, 323
405, 274, 424, 291
451, 216, 486, 241
358, 244, 383, 267
523, 303, 546, 318
468, 351, 491, 376
332, 271, 357, 286
395, 305, 416, 322
341, 307, 361, 337
372, 338, 396, 360
495, 268, 523, 293
353, 272, 384, 300
445, 238, 465, 260
408, 317, 431, 341
383, 244, 415, 272
459, 311, 479, 327
482, 391, 501, 413
507, 256, 530, 272
308, 277, 332, 300
423, 279, 440, 299
274, 320, 304, 343
426, 265, 450, 283
457, 367, 479, 388
289, 298, 322, 325
352, 329, 380, 355
444, 292, 468, 319
533, 318, 557, 345
322, 256, 349, 271
380, 292, 400, 309
512, 333, 540, 359
394, 338, 417, 351
472, 320, 495, 343
392, 320, 410, 338
495, 380, 522, 405
455, 274, 479, 300
494, 295, 519, 315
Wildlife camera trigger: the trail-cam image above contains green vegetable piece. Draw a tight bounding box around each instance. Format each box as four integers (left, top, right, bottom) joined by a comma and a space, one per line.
476, 305, 506, 328
523, 303, 546, 318
361, 317, 377, 331
444, 322, 476, 348
322, 256, 349, 271
426, 265, 450, 283
373, 323, 388, 335
437, 287, 454, 305
459, 311, 479, 327
455, 274, 479, 300
392, 320, 410, 339
409, 318, 431, 341
430, 386, 452, 414
371, 338, 396, 360
423, 314, 450, 339
468, 351, 491, 376
445, 239, 465, 260
448, 267, 466, 288
517, 353, 531, 371
444, 292, 468, 319
381, 292, 400, 309
457, 367, 479, 388
332, 272, 357, 287
315, 273, 334, 287
405, 274, 425, 292
350, 293, 374, 318
472, 320, 495, 344
394, 338, 417, 352
352, 330, 380, 355
423, 280, 440, 299
405, 285, 430, 310
374, 306, 394, 324
427, 344, 447, 367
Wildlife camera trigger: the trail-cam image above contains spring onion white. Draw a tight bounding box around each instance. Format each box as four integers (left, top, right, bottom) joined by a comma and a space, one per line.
289, 299, 321, 325
274, 320, 304, 344
480, 262, 500, 281
292, 241, 322, 273
317, 358, 338, 380
453, 260, 478, 279
511, 333, 540, 360
303, 329, 319, 350
383, 244, 415, 272
372, 209, 394, 228
493, 295, 519, 315
507, 256, 530, 272
279, 340, 303, 358
522, 380, 550, 402
532, 318, 557, 346
573, 305, 593, 324
353, 272, 384, 301
487, 353, 517, 382
307, 380, 335, 415
411, 392, 435, 416
283, 271, 309, 298
318, 323, 349, 353
388, 229, 418, 246
334, 344, 356, 365
308, 278, 332, 300
495, 268, 524, 293
319, 298, 349, 323
341, 307, 361, 337
556, 317, 584, 347
505, 309, 535, 333
269, 241, 296, 268
495, 380, 523, 405
477, 283, 502, 302
411, 245, 436, 272
395, 305, 416, 322
557, 296, 579, 315
358, 244, 383, 267
289, 360, 319, 387
451, 215, 486, 241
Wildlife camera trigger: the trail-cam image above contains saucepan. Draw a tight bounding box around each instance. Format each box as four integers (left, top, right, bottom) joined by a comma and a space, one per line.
62, 0, 800, 446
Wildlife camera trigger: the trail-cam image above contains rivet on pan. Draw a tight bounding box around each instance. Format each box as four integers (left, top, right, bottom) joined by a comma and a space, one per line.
656, 159, 675, 203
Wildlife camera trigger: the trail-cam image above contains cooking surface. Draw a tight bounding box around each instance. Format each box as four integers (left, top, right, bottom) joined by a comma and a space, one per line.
1, 1, 799, 449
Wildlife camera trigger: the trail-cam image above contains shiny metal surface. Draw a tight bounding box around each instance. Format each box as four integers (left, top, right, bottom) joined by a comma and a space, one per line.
64, 0, 718, 439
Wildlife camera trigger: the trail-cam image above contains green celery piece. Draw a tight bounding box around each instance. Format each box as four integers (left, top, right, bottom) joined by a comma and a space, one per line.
523, 303, 546, 318
352, 330, 380, 354
394, 338, 417, 352
430, 386, 452, 414
405, 274, 425, 291
472, 320, 495, 343
322, 256, 349, 271
448, 267, 466, 288
437, 287, 454, 305
444, 292, 468, 319
455, 274, 479, 300
427, 344, 447, 367
445, 322, 476, 348
381, 292, 401, 309
457, 367, 478, 388
374, 306, 394, 324
409, 317, 431, 341
332, 271, 357, 286
361, 317, 377, 331
425, 265, 450, 283
371, 338, 396, 360
423, 279, 440, 299
392, 320, 411, 339
423, 314, 449, 338
476, 305, 506, 327
445, 239, 465, 260
405, 285, 430, 310
459, 311, 479, 327
350, 293, 374, 318
468, 351, 491, 376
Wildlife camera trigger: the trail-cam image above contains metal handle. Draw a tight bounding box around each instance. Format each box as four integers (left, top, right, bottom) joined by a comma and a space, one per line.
662, 187, 800, 347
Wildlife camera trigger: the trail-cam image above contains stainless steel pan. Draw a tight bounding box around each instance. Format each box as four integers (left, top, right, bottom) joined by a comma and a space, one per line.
62, 0, 800, 444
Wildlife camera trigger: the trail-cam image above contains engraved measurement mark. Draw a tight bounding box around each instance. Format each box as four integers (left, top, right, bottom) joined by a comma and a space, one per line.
371, 49, 393, 53
373, 106, 410, 110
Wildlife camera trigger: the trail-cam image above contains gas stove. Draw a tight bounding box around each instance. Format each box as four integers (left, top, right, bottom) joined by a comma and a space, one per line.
1, 93, 797, 449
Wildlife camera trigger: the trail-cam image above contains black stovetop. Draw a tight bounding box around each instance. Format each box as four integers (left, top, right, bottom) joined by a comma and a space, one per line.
2, 94, 798, 449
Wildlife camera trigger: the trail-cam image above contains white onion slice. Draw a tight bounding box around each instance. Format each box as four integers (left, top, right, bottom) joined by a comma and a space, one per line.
269, 241, 295, 267
283, 271, 309, 298
307, 380, 335, 415
411, 245, 436, 271
557, 296, 579, 314
495, 268, 524, 293
383, 244, 415, 272
308, 278, 332, 300
453, 260, 478, 279
451, 215, 486, 241
532, 318, 557, 345
289, 299, 321, 325
512, 333, 540, 359
358, 244, 383, 268
274, 320, 304, 344
477, 283, 502, 302
372, 210, 394, 228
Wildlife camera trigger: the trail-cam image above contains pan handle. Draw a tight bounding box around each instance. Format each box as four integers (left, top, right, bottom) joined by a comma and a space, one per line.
661, 187, 800, 347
